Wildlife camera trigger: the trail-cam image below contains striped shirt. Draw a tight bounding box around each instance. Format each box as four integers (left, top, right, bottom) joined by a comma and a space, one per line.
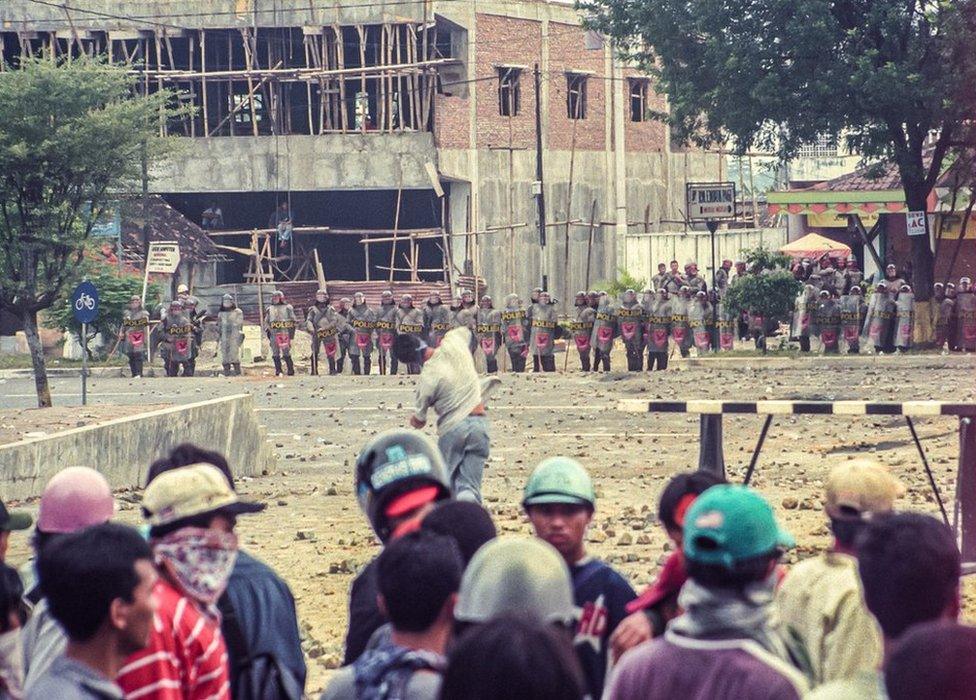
116, 580, 230, 700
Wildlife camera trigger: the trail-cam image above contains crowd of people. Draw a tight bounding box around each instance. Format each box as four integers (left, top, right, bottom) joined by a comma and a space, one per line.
1, 428, 972, 700
117, 255, 974, 379
789, 256, 976, 355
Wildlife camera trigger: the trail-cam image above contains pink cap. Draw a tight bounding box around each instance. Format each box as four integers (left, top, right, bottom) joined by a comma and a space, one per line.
37, 467, 115, 534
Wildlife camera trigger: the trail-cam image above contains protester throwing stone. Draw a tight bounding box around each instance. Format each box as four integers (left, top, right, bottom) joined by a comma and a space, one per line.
394, 326, 499, 503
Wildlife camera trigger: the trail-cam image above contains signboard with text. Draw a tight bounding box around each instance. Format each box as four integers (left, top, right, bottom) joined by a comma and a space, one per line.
906, 211, 927, 237
145, 242, 181, 274
686, 182, 736, 221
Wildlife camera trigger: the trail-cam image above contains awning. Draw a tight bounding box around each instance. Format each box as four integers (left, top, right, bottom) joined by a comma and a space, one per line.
766, 189, 906, 218
779, 233, 852, 259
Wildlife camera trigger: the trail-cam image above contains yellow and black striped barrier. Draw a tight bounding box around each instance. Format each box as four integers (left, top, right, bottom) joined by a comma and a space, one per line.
619, 398, 976, 567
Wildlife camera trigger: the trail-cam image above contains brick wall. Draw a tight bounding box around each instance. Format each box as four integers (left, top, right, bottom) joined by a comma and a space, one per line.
473, 13, 543, 150
434, 93, 470, 149
547, 22, 605, 151
623, 68, 666, 153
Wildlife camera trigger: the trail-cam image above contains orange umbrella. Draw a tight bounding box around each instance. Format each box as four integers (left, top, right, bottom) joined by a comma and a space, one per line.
779, 233, 852, 259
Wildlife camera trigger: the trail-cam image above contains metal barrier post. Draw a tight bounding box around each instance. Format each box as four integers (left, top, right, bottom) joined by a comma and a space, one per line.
699, 414, 726, 479
959, 417, 976, 564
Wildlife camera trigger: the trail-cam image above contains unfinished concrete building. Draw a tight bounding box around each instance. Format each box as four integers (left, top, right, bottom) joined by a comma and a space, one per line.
1, 0, 721, 306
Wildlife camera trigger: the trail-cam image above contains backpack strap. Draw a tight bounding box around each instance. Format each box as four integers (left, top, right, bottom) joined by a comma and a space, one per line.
217, 592, 251, 669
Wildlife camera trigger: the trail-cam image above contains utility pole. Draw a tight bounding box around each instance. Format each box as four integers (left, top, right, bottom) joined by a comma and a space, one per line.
534, 63, 547, 291
141, 141, 150, 268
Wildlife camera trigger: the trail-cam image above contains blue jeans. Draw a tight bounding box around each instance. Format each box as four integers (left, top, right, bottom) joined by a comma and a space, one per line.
438, 415, 490, 503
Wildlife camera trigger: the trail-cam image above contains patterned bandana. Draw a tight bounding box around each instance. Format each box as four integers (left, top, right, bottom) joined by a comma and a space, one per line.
153, 527, 239, 607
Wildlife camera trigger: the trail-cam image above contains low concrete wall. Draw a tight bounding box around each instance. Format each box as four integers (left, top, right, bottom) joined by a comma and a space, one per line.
0, 394, 275, 500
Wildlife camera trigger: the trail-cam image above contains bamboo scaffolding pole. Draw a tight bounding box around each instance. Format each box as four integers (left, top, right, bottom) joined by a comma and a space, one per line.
187, 31, 195, 137
377, 265, 444, 273
163, 32, 191, 136
239, 28, 259, 136
303, 35, 315, 134
407, 25, 419, 128
227, 34, 235, 136
563, 95, 581, 310
154, 32, 165, 135
421, 1, 429, 129
387, 25, 395, 129
379, 24, 387, 131
388, 184, 403, 284
207, 62, 282, 137
335, 24, 347, 132
584, 199, 598, 289
393, 26, 402, 131
357, 25, 367, 132
199, 30, 211, 135
441, 196, 452, 289
314, 32, 325, 133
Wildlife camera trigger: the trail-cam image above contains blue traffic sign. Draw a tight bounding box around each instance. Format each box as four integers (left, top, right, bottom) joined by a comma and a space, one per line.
71, 281, 99, 324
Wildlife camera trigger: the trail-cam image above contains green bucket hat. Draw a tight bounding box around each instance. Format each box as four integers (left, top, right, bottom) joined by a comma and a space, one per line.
523, 457, 595, 509
683, 484, 794, 569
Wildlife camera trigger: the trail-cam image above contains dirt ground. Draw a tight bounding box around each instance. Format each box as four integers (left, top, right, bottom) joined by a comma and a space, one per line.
0, 404, 170, 445
2, 353, 976, 696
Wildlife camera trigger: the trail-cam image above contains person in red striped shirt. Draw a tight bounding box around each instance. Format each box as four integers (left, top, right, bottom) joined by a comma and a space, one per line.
117, 464, 265, 700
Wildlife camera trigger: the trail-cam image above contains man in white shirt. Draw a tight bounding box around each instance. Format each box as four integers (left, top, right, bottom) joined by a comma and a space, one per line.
394, 326, 498, 503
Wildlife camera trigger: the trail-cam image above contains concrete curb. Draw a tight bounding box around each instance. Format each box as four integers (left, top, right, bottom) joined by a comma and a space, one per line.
0, 367, 126, 380
673, 354, 976, 371
0, 394, 275, 500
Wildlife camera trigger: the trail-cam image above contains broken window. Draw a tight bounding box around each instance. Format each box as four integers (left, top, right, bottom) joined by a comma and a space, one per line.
567, 73, 587, 120
233, 91, 264, 126
498, 67, 521, 117
629, 78, 650, 122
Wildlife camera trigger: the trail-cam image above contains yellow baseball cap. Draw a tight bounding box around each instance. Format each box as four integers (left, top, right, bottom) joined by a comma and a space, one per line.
825, 460, 905, 518
142, 463, 264, 527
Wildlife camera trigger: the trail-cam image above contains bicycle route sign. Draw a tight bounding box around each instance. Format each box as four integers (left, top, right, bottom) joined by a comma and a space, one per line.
71, 281, 99, 324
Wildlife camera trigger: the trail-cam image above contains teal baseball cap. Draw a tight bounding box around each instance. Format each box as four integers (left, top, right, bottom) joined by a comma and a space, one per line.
683, 484, 795, 569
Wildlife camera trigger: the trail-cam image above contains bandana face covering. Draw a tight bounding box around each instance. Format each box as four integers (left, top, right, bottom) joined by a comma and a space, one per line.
153, 527, 239, 607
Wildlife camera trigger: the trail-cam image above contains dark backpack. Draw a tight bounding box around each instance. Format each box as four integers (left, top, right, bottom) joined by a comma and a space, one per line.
218, 594, 303, 700
353, 643, 445, 700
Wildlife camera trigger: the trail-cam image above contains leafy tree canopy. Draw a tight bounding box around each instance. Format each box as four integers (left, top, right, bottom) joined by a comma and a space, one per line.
0, 56, 178, 406
580, 0, 976, 299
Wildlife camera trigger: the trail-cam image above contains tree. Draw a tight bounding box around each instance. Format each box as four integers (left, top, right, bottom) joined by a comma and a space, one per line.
581, 0, 976, 301
724, 247, 801, 351
0, 57, 174, 407
595, 267, 647, 298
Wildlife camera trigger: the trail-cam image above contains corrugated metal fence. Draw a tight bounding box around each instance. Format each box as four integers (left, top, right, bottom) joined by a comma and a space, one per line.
624, 228, 788, 284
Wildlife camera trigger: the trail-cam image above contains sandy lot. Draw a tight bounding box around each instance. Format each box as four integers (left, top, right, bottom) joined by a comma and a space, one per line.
2, 353, 975, 695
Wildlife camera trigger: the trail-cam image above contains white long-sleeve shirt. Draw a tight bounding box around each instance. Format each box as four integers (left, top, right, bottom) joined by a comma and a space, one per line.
413, 327, 484, 435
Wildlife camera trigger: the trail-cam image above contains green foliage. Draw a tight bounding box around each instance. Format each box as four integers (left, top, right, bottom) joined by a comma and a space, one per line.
580, 0, 976, 299
725, 270, 801, 325
0, 56, 177, 315
579, 0, 976, 169
594, 268, 647, 298
742, 246, 793, 273
46, 263, 160, 357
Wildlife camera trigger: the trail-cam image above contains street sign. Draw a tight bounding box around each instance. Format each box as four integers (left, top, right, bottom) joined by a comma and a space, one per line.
686, 182, 736, 221
146, 242, 181, 274
70, 281, 99, 324
90, 207, 121, 238
70, 281, 98, 406
906, 210, 928, 237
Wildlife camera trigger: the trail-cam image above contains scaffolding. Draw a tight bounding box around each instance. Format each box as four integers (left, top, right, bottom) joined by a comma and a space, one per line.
0, 23, 456, 137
